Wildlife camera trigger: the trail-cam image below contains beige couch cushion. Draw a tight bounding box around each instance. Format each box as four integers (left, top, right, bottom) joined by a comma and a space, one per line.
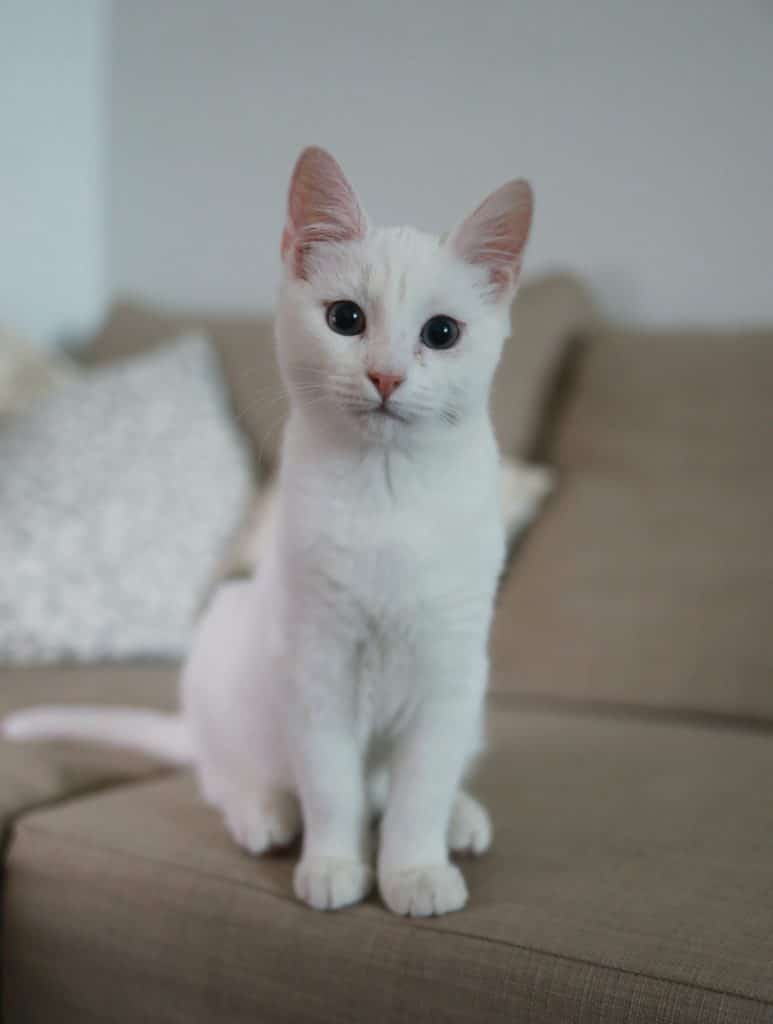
5, 699, 772, 1022
553, 326, 773, 477
0, 665, 177, 850
83, 273, 594, 468
491, 326, 773, 720
492, 272, 596, 458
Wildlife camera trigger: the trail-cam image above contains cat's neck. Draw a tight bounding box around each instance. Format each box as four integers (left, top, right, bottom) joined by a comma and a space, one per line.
291, 403, 491, 465
280, 403, 498, 509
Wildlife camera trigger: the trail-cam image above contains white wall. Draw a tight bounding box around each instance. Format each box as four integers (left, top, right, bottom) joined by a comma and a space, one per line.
0, 0, 108, 346
104, 1, 772, 326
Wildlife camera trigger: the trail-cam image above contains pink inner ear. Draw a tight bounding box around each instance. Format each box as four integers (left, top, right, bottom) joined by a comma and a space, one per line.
450, 179, 534, 297
283, 147, 367, 278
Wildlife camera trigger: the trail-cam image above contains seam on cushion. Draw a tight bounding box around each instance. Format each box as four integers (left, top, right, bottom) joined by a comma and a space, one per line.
11, 819, 773, 1011
1, 766, 178, 859
486, 690, 773, 736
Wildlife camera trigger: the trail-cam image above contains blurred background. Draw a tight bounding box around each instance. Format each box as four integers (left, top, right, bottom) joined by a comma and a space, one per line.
3, 0, 773, 348
2, 0, 773, 666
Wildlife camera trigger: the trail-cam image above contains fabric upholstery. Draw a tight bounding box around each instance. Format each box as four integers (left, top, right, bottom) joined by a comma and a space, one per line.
492, 271, 596, 458
0, 665, 176, 850
491, 326, 773, 720
4, 700, 772, 1022
83, 273, 595, 468
552, 326, 773, 478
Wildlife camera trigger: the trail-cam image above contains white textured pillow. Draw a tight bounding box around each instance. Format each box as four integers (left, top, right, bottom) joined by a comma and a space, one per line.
0, 335, 253, 663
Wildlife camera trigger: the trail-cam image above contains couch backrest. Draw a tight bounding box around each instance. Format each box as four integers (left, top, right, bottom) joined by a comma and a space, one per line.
82, 273, 595, 471
551, 325, 773, 478
490, 323, 773, 722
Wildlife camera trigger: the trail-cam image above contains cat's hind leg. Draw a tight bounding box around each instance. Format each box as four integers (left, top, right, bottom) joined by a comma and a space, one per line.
447, 790, 492, 856
221, 788, 302, 855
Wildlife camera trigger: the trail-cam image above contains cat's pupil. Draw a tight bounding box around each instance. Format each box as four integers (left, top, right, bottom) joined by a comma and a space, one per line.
421, 315, 460, 350
326, 300, 366, 336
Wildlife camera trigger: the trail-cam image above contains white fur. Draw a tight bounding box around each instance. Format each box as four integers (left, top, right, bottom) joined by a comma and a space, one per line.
2, 705, 190, 762
3, 148, 533, 917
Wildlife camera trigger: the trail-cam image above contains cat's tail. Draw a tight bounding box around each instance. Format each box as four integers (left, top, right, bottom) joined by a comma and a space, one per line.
1, 706, 192, 764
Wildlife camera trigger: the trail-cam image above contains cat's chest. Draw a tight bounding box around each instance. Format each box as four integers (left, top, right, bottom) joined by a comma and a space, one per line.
314, 519, 471, 618
284, 441, 504, 641
348, 610, 435, 743
310, 475, 495, 585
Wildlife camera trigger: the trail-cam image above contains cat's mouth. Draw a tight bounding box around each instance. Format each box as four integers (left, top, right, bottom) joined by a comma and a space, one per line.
357, 403, 411, 425
372, 404, 409, 423
339, 395, 413, 427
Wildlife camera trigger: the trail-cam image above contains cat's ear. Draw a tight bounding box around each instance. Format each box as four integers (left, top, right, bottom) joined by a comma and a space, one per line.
281, 147, 367, 278
448, 179, 534, 299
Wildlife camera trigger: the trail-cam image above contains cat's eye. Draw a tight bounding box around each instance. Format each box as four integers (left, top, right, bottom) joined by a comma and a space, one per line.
420, 315, 461, 351
326, 300, 367, 336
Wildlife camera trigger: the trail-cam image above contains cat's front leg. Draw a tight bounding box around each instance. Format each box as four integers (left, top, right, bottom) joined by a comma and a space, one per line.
288, 692, 373, 912
379, 688, 484, 917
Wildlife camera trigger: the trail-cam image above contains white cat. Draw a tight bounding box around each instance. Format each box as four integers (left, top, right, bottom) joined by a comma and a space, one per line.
3, 147, 533, 917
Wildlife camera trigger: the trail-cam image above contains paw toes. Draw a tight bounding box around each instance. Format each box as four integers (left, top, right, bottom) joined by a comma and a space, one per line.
223, 792, 301, 855
380, 864, 468, 917
448, 793, 492, 856
294, 857, 373, 911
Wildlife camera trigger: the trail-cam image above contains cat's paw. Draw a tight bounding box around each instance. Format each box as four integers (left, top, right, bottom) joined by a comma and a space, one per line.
380, 863, 468, 917
294, 857, 374, 911
448, 791, 492, 855
223, 791, 301, 855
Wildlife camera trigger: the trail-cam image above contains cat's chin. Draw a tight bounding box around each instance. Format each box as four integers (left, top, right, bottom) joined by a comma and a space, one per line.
350, 404, 415, 443
365, 405, 411, 425
294, 399, 410, 446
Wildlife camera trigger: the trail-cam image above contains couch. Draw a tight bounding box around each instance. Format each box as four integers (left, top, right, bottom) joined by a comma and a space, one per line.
2, 278, 772, 1023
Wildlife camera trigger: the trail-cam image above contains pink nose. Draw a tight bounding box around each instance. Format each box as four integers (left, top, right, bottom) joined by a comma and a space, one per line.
368, 371, 404, 401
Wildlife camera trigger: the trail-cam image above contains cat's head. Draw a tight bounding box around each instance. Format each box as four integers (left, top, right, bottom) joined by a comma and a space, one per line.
276, 146, 533, 445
